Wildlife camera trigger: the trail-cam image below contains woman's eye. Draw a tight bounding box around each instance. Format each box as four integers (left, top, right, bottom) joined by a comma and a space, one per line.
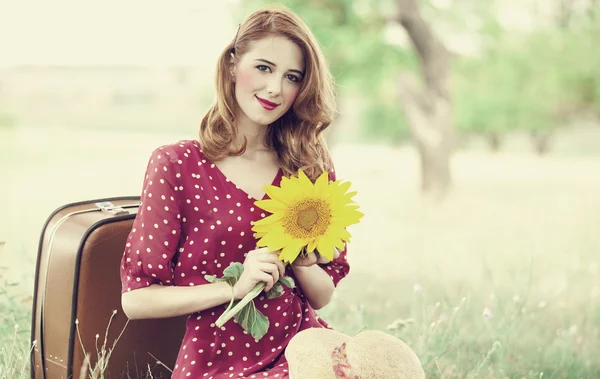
256, 65, 271, 72
287, 75, 300, 83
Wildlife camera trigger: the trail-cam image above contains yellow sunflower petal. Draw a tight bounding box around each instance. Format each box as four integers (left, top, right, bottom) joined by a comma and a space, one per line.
316, 236, 336, 261
254, 199, 287, 214
251, 168, 362, 265
331, 206, 363, 218
297, 169, 316, 196
326, 226, 352, 242
257, 227, 294, 251
329, 181, 352, 198
329, 196, 355, 210
251, 212, 285, 227
279, 239, 305, 264
280, 175, 292, 189
264, 184, 296, 204
331, 212, 363, 226
314, 171, 329, 195
307, 238, 318, 253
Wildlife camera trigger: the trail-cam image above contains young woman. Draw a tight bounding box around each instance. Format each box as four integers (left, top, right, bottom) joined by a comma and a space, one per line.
120, 6, 349, 378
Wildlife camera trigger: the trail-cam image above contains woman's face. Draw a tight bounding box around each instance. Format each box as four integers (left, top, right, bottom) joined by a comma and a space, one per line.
231, 35, 305, 128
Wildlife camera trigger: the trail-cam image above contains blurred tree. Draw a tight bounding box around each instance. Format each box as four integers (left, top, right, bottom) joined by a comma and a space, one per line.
240, 0, 453, 197
452, 0, 600, 154
237, 0, 600, 189
391, 0, 454, 198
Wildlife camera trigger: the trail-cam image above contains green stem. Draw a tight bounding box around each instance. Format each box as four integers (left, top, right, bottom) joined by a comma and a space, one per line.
215, 282, 266, 328
223, 285, 235, 315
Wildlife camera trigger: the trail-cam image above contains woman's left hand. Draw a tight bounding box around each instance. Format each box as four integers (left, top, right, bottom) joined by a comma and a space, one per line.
292, 248, 340, 267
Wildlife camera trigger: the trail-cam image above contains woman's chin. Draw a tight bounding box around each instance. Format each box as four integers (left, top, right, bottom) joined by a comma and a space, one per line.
248, 114, 280, 127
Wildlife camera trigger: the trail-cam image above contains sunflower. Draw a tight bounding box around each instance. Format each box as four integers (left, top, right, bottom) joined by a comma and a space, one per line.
251, 169, 363, 264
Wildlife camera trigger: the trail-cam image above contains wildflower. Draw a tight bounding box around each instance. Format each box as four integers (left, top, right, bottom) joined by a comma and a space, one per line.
386, 318, 414, 331
413, 283, 422, 295
482, 307, 493, 320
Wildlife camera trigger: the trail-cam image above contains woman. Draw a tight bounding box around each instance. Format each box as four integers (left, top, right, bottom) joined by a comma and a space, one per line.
120, 5, 349, 379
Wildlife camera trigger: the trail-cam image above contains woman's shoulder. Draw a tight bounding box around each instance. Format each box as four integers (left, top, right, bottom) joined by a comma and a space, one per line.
147, 139, 205, 165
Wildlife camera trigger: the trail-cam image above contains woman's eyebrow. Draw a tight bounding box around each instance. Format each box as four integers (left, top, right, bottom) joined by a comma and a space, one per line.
254, 58, 305, 76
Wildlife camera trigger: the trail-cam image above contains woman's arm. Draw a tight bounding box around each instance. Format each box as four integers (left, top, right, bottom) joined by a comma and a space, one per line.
121, 247, 286, 320
121, 281, 232, 320
291, 263, 336, 310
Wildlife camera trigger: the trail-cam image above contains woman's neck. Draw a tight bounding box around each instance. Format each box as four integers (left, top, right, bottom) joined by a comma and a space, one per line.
235, 111, 269, 152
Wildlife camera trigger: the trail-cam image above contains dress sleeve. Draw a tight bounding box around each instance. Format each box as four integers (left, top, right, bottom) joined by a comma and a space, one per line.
318, 165, 351, 288
120, 147, 183, 293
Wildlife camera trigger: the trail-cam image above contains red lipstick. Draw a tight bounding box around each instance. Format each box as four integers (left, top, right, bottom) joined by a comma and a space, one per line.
256, 96, 279, 110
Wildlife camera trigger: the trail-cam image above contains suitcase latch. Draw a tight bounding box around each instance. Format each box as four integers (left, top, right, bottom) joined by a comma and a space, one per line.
95, 201, 129, 215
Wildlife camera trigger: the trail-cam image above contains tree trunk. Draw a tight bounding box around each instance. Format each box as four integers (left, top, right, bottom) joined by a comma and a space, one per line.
588, 0, 598, 21
486, 132, 502, 152
558, 0, 575, 28
393, 0, 454, 199
417, 138, 452, 195
531, 131, 552, 155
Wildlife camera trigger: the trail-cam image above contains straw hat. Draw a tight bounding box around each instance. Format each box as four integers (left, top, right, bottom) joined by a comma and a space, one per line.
285, 328, 426, 379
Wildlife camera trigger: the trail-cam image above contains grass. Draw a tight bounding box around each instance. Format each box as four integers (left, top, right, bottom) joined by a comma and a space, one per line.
0, 242, 34, 379
1, 128, 600, 378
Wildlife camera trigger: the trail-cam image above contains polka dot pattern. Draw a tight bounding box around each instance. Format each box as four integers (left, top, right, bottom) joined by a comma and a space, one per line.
120, 140, 350, 379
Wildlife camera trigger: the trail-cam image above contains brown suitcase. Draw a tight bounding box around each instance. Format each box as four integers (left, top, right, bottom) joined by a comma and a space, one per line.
31, 197, 187, 379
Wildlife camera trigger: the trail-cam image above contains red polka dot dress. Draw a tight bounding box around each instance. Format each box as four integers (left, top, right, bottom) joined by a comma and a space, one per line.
120, 140, 350, 379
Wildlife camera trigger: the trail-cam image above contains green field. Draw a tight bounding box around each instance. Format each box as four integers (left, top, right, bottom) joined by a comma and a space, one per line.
1, 128, 599, 378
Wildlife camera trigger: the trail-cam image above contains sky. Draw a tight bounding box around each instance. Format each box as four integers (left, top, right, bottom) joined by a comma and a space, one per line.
0, 0, 239, 67
0, 0, 568, 68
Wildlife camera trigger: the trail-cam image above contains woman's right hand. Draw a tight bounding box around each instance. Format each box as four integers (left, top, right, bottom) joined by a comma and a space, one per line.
233, 247, 286, 300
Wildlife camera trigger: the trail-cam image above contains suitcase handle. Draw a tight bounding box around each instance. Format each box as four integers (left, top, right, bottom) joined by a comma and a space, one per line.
95, 201, 137, 215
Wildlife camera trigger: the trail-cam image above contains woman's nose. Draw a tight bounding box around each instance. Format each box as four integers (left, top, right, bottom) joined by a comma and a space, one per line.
266, 77, 282, 96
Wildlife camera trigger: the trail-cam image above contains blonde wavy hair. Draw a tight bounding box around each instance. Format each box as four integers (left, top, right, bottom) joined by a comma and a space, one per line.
198, 5, 337, 181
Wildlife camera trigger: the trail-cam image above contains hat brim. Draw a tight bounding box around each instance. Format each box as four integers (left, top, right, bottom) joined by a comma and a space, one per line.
286, 328, 353, 379
285, 328, 426, 379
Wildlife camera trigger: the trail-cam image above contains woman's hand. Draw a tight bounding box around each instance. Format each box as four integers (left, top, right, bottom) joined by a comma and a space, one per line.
291, 248, 340, 268
233, 247, 285, 300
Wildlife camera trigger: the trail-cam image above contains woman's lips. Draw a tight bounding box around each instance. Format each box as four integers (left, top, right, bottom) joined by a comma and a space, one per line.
256, 96, 279, 110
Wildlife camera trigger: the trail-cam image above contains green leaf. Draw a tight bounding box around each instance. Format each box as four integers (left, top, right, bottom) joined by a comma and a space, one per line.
204, 262, 244, 286
266, 282, 284, 299
278, 275, 295, 289
204, 274, 217, 283
221, 262, 244, 286
234, 301, 269, 341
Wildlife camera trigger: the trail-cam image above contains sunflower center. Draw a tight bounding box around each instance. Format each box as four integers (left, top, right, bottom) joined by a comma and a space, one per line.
297, 207, 318, 231
283, 199, 331, 239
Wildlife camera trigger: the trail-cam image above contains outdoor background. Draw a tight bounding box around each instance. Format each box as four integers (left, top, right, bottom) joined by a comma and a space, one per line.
1, 0, 599, 378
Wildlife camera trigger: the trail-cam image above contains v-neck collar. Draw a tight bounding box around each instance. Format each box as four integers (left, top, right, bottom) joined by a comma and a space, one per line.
192, 139, 282, 201
217, 165, 282, 202
210, 159, 282, 202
